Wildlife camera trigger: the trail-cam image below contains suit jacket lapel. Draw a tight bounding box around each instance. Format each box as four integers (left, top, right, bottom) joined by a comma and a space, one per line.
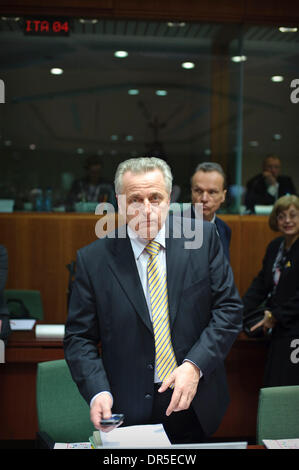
166, 218, 190, 328
108, 232, 153, 333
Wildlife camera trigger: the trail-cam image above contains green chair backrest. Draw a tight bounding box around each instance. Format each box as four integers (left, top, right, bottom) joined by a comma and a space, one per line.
4, 289, 44, 320
36, 359, 94, 443
257, 385, 299, 444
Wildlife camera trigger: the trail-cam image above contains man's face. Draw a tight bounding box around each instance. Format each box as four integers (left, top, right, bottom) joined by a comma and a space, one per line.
263, 157, 281, 179
118, 169, 170, 240
191, 170, 226, 221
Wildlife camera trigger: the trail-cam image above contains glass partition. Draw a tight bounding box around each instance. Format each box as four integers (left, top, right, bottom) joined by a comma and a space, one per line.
0, 17, 298, 212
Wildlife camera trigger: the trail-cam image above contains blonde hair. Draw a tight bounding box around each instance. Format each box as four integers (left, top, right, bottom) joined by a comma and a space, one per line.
269, 194, 299, 231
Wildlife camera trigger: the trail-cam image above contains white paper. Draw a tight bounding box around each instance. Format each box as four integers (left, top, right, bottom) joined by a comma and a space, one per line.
54, 442, 91, 449
99, 424, 172, 448
35, 324, 65, 338
9, 319, 36, 330
263, 438, 299, 449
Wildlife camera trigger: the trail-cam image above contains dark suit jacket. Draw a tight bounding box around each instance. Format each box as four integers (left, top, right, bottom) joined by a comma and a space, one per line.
186, 205, 231, 261
242, 236, 299, 336
245, 174, 296, 212
64, 217, 242, 436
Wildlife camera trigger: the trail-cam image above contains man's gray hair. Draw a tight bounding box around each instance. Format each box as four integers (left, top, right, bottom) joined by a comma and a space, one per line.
193, 162, 226, 189
114, 157, 173, 195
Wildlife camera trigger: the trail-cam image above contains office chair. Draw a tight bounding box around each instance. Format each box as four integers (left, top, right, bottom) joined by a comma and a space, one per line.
256, 385, 299, 444
36, 359, 94, 446
4, 289, 44, 320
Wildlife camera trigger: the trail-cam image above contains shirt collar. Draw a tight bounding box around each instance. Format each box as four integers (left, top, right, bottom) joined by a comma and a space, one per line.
128, 224, 166, 260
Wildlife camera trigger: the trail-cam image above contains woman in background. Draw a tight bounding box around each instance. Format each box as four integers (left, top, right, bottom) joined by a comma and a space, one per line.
243, 195, 299, 386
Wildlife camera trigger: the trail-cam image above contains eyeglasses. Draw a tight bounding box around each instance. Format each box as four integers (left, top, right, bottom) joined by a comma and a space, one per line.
277, 210, 299, 222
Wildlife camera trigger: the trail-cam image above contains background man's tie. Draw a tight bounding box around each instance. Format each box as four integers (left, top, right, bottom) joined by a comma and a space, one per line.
145, 240, 177, 382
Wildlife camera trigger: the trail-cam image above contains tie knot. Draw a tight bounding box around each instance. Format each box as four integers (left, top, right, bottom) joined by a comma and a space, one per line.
145, 240, 160, 257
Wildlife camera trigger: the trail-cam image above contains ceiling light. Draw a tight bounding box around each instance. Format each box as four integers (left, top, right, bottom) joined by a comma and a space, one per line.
128, 89, 139, 95
155, 90, 168, 96
167, 22, 186, 27
50, 68, 63, 75
273, 133, 282, 140
110, 135, 118, 141
249, 141, 259, 147
279, 27, 298, 32
182, 61, 195, 70
231, 55, 247, 63
29, 144, 36, 150
114, 50, 128, 58
76, 148, 84, 154
125, 135, 134, 141
271, 75, 284, 82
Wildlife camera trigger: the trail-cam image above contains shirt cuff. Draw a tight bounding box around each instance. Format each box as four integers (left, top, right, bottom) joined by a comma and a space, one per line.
183, 359, 203, 379
90, 391, 114, 408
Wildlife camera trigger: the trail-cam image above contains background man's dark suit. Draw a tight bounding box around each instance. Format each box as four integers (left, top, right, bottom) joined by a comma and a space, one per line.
188, 205, 231, 261
64, 217, 242, 437
245, 174, 296, 212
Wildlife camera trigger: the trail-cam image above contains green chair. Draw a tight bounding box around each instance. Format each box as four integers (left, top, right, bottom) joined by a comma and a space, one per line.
256, 385, 299, 444
4, 289, 44, 320
36, 359, 94, 446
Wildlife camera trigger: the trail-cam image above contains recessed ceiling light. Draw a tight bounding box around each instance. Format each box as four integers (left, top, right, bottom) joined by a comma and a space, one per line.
231, 55, 247, 63
128, 89, 139, 95
279, 27, 298, 33
125, 135, 134, 141
249, 140, 259, 147
167, 22, 186, 27
76, 148, 84, 154
50, 68, 63, 75
110, 135, 118, 141
114, 50, 128, 58
182, 61, 195, 70
29, 144, 36, 150
155, 90, 168, 96
271, 75, 284, 82
273, 133, 282, 140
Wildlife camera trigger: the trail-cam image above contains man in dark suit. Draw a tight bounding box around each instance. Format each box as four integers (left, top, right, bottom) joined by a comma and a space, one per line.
64, 157, 242, 444
245, 155, 296, 212
190, 162, 231, 260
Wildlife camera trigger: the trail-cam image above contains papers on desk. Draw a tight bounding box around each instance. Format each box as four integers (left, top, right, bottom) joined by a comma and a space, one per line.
98, 424, 172, 448
9, 319, 36, 330
35, 324, 65, 339
54, 442, 92, 449
263, 438, 299, 449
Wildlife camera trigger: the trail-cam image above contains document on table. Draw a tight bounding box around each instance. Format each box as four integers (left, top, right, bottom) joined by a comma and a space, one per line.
54, 442, 92, 449
99, 424, 171, 448
263, 438, 299, 449
9, 319, 36, 330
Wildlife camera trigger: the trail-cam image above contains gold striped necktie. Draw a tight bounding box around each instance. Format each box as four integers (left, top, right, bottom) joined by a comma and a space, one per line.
145, 240, 177, 382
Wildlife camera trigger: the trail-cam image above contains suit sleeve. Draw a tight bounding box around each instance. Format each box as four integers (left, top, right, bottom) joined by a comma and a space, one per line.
64, 249, 111, 404
185, 226, 243, 377
242, 246, 272, 314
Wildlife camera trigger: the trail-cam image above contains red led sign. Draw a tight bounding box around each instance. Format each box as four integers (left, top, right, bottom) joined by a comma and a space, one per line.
24, 18, 70, 36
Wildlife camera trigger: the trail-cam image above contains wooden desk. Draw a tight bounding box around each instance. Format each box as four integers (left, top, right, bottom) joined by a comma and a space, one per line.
0, 331, 267, 442
0, 331, 64, 440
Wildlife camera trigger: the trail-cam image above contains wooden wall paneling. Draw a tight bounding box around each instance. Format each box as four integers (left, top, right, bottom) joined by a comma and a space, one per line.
238, 215, 277, 296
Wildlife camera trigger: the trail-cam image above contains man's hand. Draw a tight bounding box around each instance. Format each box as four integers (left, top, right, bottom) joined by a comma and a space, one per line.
263, 170, 277, 187
90, 392, 122, 433
250, 309, 276, 334
158, 362, 201, 416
